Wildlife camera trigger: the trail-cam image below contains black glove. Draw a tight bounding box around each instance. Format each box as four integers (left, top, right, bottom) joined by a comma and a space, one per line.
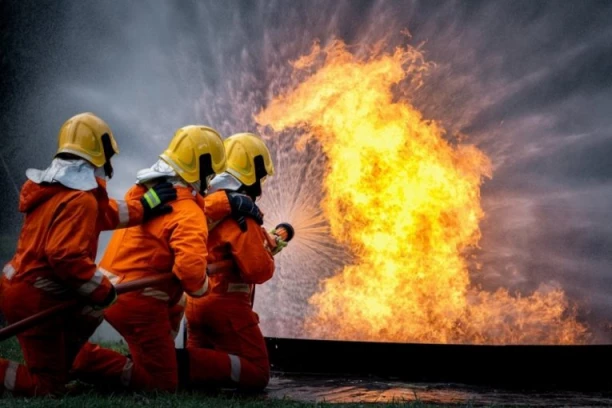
141, 182, 177, 221
226, 191, 263, 232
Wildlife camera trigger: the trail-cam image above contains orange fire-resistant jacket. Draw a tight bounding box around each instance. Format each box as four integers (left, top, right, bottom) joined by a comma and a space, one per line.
1, 178, 145, 304
99, 186, 231, 303
204, 215, 275, 305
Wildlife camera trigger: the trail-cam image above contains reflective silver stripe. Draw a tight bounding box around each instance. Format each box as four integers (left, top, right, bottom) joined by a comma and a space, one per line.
116, 200, 130, 228
120, 358, 134, 386
33, 277, 68, 295
229, 354, 241, 383
77, 269, 105, 296
33, 277, 53, 290
142, 288, 170, 301
227, 283, 251, 294
188, 275, 209, 297
99, 267, 119, 285
80, 305, 104, 318
2, 264, 15, 281
203, 275, 209, 293
178, 293, 187, 307
4, 361, 18, 391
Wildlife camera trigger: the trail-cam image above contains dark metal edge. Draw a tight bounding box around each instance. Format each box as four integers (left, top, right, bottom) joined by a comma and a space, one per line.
265, 337, 612, 391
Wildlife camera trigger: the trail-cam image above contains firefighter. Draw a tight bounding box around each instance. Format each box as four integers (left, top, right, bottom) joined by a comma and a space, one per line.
0, 112, 177, 396
71, 125, 264, 392
178, 132, 276, 391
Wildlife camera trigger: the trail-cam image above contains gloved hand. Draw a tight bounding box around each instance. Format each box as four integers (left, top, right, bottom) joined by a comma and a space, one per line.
141, 182, 177, 221
226, 191, 263, 232
270, 233, 288, 256
91, 285, 117, 311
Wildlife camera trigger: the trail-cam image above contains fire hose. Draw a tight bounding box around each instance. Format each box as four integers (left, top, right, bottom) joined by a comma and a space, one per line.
0, 259, 241, 342
0, 274, 177, 342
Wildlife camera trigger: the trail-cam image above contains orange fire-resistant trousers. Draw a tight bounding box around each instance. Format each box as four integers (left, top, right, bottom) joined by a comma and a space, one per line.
72, 292, 183, 392
0, 280, 102, 396
183, 297, 270, 391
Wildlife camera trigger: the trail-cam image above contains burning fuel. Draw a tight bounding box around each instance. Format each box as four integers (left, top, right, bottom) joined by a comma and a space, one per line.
256, 40, 590, 345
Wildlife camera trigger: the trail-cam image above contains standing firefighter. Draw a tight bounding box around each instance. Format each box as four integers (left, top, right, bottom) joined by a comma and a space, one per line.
71, 126, 264, 392
0, 112, 177, 396
178, 132, 279, 391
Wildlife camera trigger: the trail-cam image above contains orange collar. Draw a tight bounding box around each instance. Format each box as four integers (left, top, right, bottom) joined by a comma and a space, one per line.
175, 185, 206, 210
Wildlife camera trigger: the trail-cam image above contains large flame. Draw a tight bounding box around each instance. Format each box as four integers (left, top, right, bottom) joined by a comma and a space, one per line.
255, 40, 589, 344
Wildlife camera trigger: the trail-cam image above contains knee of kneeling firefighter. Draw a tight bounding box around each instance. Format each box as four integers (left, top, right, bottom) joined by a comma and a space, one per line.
232, 356, 270, 391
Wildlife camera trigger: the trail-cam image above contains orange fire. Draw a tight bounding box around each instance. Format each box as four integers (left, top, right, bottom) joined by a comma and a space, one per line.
255, 40, 589, 344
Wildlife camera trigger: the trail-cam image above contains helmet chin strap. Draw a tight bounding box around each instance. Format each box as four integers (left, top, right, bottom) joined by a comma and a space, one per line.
101, 133, 116, 179
103, 162, 113, 179
198, 154, 215, 196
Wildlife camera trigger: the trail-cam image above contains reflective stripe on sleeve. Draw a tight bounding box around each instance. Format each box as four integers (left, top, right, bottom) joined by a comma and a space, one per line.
188, 275, 209, 297
2, 264, 15, 280
77, 269, 105, 296
142, 288, 170, 302
227, 283, 251, 294
116, 200, 130, 228
99, 267, 120, 285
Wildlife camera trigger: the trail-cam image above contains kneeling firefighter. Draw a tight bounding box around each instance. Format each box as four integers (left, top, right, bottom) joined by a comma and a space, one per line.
71, 126, 264, 392
0, 112, 177, 396
179, 132, 284, 391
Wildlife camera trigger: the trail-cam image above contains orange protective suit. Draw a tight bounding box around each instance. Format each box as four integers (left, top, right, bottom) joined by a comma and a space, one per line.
71, 186, 231, 392
182, 215, 275, 391
0, 178, 145, 396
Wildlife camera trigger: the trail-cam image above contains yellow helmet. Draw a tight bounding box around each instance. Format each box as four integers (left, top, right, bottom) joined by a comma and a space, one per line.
224, 132, 274, 186
160, 125, 226, 184
56, 112, 119, 168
